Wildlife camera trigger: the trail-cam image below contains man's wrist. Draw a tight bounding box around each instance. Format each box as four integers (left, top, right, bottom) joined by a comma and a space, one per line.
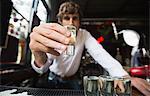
34, 61, 44, 68
123, 75, 131, 79
32, 51, 47, 67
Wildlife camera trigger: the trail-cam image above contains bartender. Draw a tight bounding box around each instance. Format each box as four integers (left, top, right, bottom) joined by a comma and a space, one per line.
29, 1, 129, 90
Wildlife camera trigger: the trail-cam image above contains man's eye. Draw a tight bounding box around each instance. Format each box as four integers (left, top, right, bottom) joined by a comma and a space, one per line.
73, 16, 79, 20
63, 16, 70, 20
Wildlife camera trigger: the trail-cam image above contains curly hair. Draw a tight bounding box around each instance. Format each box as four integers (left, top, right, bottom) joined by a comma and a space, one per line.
57, 1, 82, 21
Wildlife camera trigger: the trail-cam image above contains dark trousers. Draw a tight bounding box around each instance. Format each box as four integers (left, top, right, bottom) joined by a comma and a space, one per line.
47, 72, 81, 90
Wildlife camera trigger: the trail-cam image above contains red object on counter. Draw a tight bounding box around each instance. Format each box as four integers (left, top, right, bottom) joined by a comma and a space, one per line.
130, 65, 150, 77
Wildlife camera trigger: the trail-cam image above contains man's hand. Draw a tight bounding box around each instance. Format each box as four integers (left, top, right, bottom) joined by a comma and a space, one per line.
29, 23, 71, 67
114, 75, 131, 93
30, 23, 71, 55
114, 80, 125, 93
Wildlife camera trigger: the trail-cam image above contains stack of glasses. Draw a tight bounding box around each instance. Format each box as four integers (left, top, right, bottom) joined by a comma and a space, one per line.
83, 75, 131, 96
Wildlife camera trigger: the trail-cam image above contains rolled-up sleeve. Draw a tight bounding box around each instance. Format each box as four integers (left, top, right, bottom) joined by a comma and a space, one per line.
31, 58, 53, 74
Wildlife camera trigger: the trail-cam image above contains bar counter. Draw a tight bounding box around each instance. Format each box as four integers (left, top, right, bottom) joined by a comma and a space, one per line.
0, 85, 83, 96
0, 85, 144, 96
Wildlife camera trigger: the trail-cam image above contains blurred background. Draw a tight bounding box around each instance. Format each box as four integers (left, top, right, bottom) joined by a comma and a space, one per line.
0, 0, 149, 89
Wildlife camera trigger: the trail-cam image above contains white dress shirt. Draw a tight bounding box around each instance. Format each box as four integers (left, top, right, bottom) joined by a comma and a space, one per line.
31, 28, 128, 77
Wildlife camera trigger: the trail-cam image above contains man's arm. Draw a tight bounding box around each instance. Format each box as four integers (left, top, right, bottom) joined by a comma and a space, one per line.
29, 23, 71, 65
131, 77, 150, 96
84, 31, 128, 77
29, 23, 71, 73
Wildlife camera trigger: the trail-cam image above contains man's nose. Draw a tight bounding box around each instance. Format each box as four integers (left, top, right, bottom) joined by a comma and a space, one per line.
69, 18, 73, 25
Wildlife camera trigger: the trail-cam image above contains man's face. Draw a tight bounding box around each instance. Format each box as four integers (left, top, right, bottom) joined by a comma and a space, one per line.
61, 14, 80, 30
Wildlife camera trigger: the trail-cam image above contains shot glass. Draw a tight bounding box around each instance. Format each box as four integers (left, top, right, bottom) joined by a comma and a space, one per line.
83, 76, 100, 96
64, 25, 76, 56
99, 75, 115, 96
115, 77, 131, 96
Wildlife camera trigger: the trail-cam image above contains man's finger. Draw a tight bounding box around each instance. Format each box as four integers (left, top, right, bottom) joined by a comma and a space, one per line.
33, 26, 70, 45
29, 39, 60, 56
114, 80, 125, 93
30, 32, 67, 51
40, 23, 71, 37
118, 80, 125, 93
